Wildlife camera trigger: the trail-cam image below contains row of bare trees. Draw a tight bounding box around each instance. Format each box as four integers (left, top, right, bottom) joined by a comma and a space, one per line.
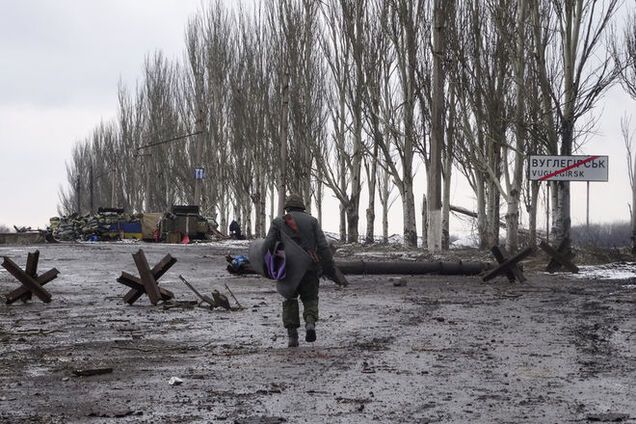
59, 0, 635, 251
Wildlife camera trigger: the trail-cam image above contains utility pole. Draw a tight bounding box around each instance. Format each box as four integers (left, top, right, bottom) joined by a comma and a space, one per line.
193, 111, 205, 206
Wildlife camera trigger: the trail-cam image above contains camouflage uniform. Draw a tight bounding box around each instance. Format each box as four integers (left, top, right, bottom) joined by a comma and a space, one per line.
264, 198, 334, 330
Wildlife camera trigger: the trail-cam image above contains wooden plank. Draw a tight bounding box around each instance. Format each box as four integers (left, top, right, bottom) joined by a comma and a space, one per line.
7, 268, 59, 304
132, 250, 161, 305
2, 257, 52, 303
483, 247, 534, 282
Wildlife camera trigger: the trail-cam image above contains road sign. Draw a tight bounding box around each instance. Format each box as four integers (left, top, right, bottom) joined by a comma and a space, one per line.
194, 168, 205, 180
528, 155, 608, 182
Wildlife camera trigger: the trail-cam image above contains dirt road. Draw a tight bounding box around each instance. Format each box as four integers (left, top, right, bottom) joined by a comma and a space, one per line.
0, 242, 634, 423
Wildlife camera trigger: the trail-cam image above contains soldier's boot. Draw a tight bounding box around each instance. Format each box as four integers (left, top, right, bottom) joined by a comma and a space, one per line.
305, 321, 316, 343
287, 328, 299, 348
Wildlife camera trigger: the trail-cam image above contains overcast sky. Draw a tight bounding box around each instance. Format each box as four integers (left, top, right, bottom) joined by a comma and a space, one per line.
0, 0, 634, 236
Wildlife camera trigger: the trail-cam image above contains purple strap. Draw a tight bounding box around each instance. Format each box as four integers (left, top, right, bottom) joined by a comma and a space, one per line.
264, 246, 286, 281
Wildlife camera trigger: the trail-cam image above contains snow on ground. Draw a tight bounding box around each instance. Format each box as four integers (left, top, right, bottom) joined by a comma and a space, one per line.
569, 262, 636, 281
450, 234, 480, 249
78, 238, 253, 249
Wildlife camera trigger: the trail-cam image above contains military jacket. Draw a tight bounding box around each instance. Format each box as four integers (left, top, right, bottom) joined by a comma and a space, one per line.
263, 210, 334, 274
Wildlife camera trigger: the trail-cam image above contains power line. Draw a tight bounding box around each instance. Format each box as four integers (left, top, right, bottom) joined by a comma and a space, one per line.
136, 130, 205, 151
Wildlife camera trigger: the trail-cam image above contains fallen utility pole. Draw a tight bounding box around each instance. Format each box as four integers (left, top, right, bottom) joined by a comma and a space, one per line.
336, 260, 487, 276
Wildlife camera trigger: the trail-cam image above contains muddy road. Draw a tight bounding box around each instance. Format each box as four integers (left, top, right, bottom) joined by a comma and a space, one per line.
0, 242, 634, 423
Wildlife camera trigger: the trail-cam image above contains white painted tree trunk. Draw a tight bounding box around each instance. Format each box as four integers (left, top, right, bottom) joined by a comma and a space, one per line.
427, 0, 445, 252
505, 0, 527, 253
632, 156, 636, 253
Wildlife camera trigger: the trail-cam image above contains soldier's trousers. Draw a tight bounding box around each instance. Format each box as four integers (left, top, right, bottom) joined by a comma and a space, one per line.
282, 271, 319, 329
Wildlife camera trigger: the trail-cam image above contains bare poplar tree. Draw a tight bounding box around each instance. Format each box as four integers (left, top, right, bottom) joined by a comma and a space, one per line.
531, 0, 621, 252
116, 82, 146, 212
428, 0, 446, 251
614, 10, 636, 252
375, 0, 425, 248
361, 0, 391, 244
449, 1, 512, 249
621, 117, 636, 252
265, 0, 292, 216
317, 0, 366, 243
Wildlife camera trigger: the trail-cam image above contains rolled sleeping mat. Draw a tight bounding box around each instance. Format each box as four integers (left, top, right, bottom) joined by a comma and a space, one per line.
247, 233, 313, 299
248, 239, 268, 276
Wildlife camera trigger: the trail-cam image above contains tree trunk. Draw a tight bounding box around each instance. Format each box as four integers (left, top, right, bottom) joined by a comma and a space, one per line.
277, 70, 290, 216
365, 147, 378, 244
477, 177, 488, 250
427, 0, 445, 252
339, 203, 347, 242
505, 0, 528, 253
441, 86, 455, 250
380, 168, 390, 244
315, 178, 323, 227
346, 202, 359, 243
486, 177, 500, 247
421, 194, 428, 249
402, 182, 417, 248
527, 180, 540, 248
632, 156, 636, 253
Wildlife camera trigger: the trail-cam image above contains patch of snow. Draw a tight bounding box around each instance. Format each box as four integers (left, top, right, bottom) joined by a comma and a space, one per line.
387, 234, 404, 244
451, 234, 479, 249
571, 262, 636, 280
207, 239, 251, 249
350, 251, 420, 261
323, 232, 405, 245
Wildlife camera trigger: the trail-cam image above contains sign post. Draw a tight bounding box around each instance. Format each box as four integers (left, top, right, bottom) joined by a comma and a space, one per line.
529, 155, 608, 182
529, 155, 609, 236
587, 181, 590, 229
194, 167, 205, 180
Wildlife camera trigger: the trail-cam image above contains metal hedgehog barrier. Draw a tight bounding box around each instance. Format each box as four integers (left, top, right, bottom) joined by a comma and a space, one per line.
2, 250, 59, 304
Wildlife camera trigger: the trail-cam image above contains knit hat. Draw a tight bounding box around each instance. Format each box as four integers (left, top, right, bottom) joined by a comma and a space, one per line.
284, 193, 306, 210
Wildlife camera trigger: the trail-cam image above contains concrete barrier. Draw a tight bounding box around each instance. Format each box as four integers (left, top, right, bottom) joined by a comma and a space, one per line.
0, 232, 46, 245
